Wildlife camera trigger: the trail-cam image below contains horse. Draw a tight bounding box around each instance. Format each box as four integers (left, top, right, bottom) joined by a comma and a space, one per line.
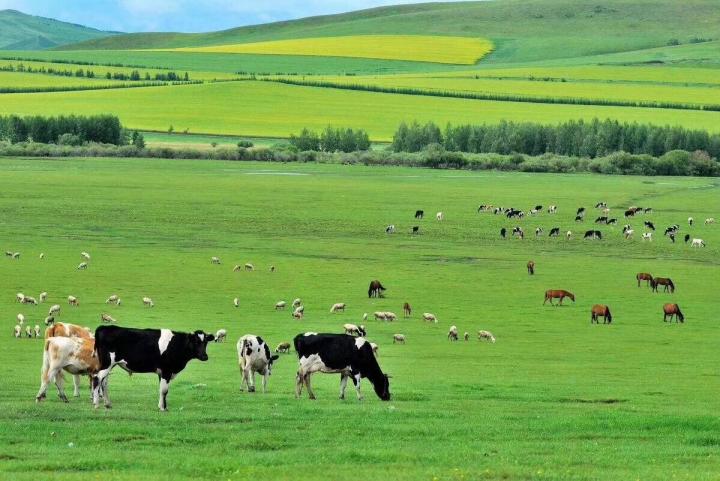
543, 289, 575, 306
636, 273, 653, 287
663, 303, 684, 323
651, 277, 675, 293
403, 302, 411, 318
527, 260, 535, 275
590, 304, 612, 324
500, 227, 507, 239
368, 280, 386, 298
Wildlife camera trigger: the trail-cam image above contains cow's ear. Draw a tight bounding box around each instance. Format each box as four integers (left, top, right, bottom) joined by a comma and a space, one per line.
271, 355, 279, 362
205, 334, 215, 343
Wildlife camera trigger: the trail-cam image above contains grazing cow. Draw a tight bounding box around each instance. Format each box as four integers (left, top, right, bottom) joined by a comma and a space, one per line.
606, 218, 617, 225
644, 221, 656, 231
705, 218, 715, 225
35, 336, 99, 403
143, 296, 154, 307
16, 292, 24, 303
275, 301, 287, 310
543, 290, 575, 306
5, 251, 13, 257
624, 229, 634, 239
575, 215, 584, 222
547, 205, 557, 214
663, 304, 684, 323
595, 216, 608, 224
535, 227, 543, 237
624, 209, 635, 218
415, 210, 424, 219
512, 227, 524, 239
688, 217, 693, 226
373, 311, 387, 321
233, 297, 240, 308
411, 226, 420, 235
636, 273, 653, 287
100, 313, 116, 324
393, 334, 405, 344
576, 207, 585, 216
215, 329, 227, 343
590, 304, 612, 324
506, 209, 524, 219
343, 324, 367, 337
330, 303, 347, 313
500, 227, 507, 239
527, 260, 535, 275
211, 256, 221, 264
77, 262, 88, 270
67, 296, 79, 306
669, 232, 676, 243
584, 230, 602, 240
276, 342, 291, 353
385, 225, 395, 234
529, 208, 540, 216
477, 330, 496, 343
447, 326, 459, 341
237, 335, 279, 393
436, 212, 444, 221
403, 302, 411, 317
422, 312, 438, 323
642, 232, 653, 241
549, 227, 560, 237
106, 294, 119, 304
92, 326, 215, 410
690, 238, 706, 247
684, 234, 691, 243
651, 277, 675, 293
368, 280, 386, 298
294, 333, 391, 401
595, 202, 606, 209
534, 205, 543, 211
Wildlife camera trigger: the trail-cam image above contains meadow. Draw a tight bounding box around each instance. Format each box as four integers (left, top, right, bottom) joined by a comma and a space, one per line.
0, 71, 126, 89
0, 158, 718, 481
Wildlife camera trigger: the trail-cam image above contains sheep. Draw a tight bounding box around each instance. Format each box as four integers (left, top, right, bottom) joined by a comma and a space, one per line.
44, 315, 55, 326
392, 334, 406, 344
244, 263, 254, 271
292, 298, 302, 309
142, 296, 154, 307
67, 295, 79, 306
215, 329, 227, 343
233, 297, 240, 308
384, 311, 398, 321
705, 218, 715, 225
478, 330, 496, 343
370, 342, 378, 356
80, 252, 90, 261
16, 293, 25, 303
12, 252, 20, 259
39, 253, 44, 260
39, 292, 47, 303
13, 325, 21, 338
275, 342, 291, 353
17, 313, 25, 325
436, 212, 444, 221
688, 217, 694, 226
292, 308, 304, 320
343, 323, 366, 337
270, 265, 275, 272
77, 262, 88, 270
275, 301, 287, 310
106, 294, 119, 304
566, 231, 572, 239
23, 296, 37, 305
691, 238, 706, 247
100, 313, 116, 323
34, 325, 40, 337
362, 313, 368, 321
330, 303, 346, 313
25, 325, 32, 337
423, 312, 438, 323
464, 332, 470, 341
211, 256, 221, 264
373, 311, 387, 321
233, 265, 242, 272
448, 325, 459, 341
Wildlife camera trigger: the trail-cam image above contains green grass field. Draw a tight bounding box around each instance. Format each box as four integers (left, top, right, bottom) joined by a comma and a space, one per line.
0, 71, 128, 89
0, 158, 718, 481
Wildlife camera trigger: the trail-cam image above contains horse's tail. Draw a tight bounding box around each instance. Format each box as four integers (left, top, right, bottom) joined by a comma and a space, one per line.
606, 307, 612, 323
669, 279, 675, 291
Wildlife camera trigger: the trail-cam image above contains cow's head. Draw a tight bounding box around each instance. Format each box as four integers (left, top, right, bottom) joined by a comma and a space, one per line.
262, 343, 280, 374
192, 330, 214, 361
373, 374, 391, 401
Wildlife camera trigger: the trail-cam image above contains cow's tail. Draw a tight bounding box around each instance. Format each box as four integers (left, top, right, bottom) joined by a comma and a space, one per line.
40, 338, 51, 383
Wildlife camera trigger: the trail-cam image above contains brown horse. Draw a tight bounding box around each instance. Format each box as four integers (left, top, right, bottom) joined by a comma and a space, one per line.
368, 280, 386, 298
590, 304, 612, 324
663, 303, 684, 323
527, 260, 535, 275
403, 302, 411, 317
651, 277, 675, 293
636, 273, 653, 287
544, 290, 575, 306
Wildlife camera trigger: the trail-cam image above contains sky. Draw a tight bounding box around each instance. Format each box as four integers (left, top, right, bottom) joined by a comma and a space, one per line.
0, 0, 458, 33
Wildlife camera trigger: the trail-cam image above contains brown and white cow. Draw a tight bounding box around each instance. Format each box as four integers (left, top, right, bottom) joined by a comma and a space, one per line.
36, 336, 99, 402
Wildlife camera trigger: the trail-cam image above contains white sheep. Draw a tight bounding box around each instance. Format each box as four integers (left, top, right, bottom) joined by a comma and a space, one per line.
343, 323, 366, 336
67, 295, 79, 306
233, 297, 240, 308
566, 231, 572, 239
17, 313, 24, 325
292, 308, 304, 320
423, 312, 438, 323
100, 313, 116, 323
211, 256, 221, 264
330, 303, 346, 313
436, 212, 444, 221
106, 294, 119, 304
362, 313, 368, 321
142, 296, 154, 307
25, 325, 32, 337
478, 330, 496, 343
448, 325, 459, 341
705, 218, 715, 225
292, 298, 302, 309
244, 263, 254, 271
373, 311, 387, 321
13, 325, 21, 338
48, 304, 60, 316
39, 253, 44, 260
77, 262, 88, 270
39, 292, 47, 303
16, 293, 25, 303
215, 329, 227, 343
23, 296, 37, 305
275, 301, 287, 310
392, 334, 405, 344
80, 252, 91, 260
34, 325, 40, 337
691, 238, 706, 247
383, 311, 397, 321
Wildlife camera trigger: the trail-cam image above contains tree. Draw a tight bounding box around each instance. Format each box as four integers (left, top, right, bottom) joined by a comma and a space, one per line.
131, 131, 145, 149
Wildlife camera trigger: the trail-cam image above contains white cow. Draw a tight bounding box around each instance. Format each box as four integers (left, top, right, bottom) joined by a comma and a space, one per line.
237, 335, 279, 393
691, 238, 706, 247
642, 232, 652, 241
385, 225, 396, 234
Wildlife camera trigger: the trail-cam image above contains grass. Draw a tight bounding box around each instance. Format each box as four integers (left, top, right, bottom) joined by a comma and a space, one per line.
0, 157, 718, 481
2, 81, 720, 140
142, 132, 284, 149
0, 71, 128, 89
163, 35, 494, 65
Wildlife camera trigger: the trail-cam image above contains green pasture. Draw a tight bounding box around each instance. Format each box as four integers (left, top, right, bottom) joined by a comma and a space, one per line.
0, 158, 717, 481
0, 71, 127, 89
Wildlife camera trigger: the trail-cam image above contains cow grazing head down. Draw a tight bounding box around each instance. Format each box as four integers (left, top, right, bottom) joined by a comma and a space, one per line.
374, 373, 391, 401
192, 330, 215, 361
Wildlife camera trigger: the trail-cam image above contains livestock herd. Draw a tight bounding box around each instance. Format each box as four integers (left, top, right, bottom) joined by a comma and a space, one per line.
6, 198, 714, 411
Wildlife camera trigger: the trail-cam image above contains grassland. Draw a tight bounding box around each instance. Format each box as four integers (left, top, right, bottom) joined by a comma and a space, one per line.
165, 35, 494, 65
3, 81, 720, 140
0, 71, 128, 89
0, 158, 718, 481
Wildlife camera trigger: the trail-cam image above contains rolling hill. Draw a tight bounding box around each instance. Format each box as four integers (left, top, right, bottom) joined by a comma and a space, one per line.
60, 0, 720, 64
0, 9, 117, 50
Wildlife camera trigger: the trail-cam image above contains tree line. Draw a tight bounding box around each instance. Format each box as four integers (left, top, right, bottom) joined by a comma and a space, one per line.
289, 126, 371, 152
0, 63, 190, 82
0, 114, 126, 145
391, 119, 720, 159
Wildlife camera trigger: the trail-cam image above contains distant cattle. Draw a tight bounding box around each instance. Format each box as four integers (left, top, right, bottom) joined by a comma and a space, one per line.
411, 226, 420, 234
211, 256, 221, 264
547, 205, 557, 214
705, 218, 715, 225
584, 230, 602, 240
575, 215, 584, 222
92, 326, 215, 410
688, 217, 694, 226
415, 210, 424, 219
294, 333, 390, 401
237, 335, 279, 393
368, 280, 386, 298
595, 202, 607, 209
642, 232, 653, 241
500, 227, 507, 239
436, 212, 444, 221
549, 227, 560, 237
595, 216, 608, 224
535, 227, 543, 237
606, 218, 617, 225
576, 207, 585, 216
644, 221, 655, 231
385, 225, 395, 234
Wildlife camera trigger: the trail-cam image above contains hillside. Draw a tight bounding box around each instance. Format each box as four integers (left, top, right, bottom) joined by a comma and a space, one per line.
0, 9, 116, 50
60, 0, 720, 64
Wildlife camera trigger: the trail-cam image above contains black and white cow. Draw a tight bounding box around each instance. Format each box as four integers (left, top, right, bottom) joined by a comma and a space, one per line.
584, 230, 602, 240
237, 335, 279, 393
293, 333, 390, 401
92, 326, 214, 411
549, 227, 560, 237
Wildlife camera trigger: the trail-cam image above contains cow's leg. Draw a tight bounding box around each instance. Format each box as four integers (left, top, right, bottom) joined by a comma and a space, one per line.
53, 370, 69, 402
305, 373, 316, 400
72, 374, 81, 397
295, 371, 304, 398
158, 375, 171, 411
36, 365, 59, 402
339, 373, 348, 400
93, 364, 113, 409
246, 368, 256, 393
262, 369, 269, 394
352, 373, 363, 401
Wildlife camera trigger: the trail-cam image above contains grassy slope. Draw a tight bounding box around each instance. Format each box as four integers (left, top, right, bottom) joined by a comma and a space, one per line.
0, 158, 718, 481
0, 71, 131, 89
0, 9, 115, 50
61, 0, 720, 64
1, 81, 720, 140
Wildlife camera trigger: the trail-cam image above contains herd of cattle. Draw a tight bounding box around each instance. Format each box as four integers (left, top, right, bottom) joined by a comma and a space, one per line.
7, 199, 714, 411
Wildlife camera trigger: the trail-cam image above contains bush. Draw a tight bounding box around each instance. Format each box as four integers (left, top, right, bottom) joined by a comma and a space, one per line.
57, 133, 83, 146
237, 140, 254, 148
